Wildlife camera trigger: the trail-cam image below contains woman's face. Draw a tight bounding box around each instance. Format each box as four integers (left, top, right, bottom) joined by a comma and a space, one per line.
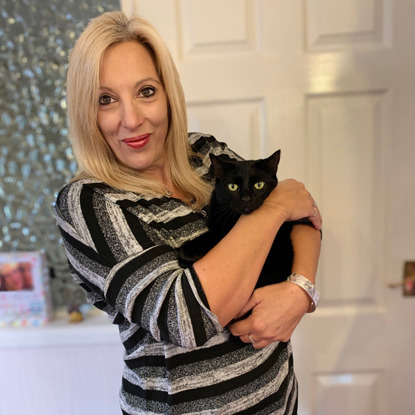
2, 264, 24, 291
97, 41, 169, 177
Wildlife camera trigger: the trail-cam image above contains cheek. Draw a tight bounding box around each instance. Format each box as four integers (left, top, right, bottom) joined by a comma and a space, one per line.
153, 100, 169, 129
97, 112, 115, 137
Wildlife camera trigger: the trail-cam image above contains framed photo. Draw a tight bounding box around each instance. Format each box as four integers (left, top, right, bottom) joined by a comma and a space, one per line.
0, 251, 53, 327
404, 261, 415, 296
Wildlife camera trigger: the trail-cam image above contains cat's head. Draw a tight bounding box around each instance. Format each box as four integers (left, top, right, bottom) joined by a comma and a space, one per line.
209, 150, 281, 214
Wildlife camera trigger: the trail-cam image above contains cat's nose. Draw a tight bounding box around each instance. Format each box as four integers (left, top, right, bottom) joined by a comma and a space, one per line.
241, 195, 251, 202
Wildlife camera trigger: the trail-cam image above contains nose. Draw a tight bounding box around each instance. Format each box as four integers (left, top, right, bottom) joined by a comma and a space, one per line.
121, 100, 144, 130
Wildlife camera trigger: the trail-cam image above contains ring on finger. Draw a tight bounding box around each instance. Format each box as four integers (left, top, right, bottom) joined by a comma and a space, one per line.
313, 206, 318, 217
248, 334, 256, 343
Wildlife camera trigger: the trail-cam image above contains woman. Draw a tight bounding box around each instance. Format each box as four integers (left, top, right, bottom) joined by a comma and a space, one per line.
53, 11, 321, 414
0, 263, 31, 291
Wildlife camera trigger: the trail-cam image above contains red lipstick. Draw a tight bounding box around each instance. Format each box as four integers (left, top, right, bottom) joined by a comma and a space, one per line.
123, 134, 150, 149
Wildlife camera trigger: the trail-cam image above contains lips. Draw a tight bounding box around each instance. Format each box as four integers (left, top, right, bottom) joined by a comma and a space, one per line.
123, 134, 150, 149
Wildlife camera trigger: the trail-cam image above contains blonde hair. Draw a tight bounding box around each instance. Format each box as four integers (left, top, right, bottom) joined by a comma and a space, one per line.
66, 11, 211, 209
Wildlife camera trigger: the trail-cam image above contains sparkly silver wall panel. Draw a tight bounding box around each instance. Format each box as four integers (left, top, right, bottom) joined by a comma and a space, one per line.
0, 0, 120, 308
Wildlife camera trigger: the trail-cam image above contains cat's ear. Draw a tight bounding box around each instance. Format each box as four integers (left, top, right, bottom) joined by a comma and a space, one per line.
266, 150, 281, 173
209, 154, 225, 177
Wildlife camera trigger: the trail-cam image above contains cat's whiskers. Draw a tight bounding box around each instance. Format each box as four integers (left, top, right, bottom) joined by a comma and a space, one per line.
210, 203, 240, 234
210, 203, 236, 221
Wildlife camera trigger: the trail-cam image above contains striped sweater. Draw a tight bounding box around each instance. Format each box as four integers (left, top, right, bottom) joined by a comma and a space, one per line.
52, 133, 298, 414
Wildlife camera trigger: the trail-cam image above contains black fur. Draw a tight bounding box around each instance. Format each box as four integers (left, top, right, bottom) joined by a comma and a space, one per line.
179, 150, 298, 288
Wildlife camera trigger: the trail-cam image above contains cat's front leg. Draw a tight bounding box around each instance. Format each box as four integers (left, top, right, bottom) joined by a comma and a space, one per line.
178, 232, 213, 268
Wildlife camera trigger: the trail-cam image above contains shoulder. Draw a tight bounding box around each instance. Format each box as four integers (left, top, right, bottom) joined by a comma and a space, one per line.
188, 133, 243, 174
55, 179, 112, 206
55, 179, 149, 203
188, 132, 219, 148
53, 179, 138, 219
53, 178, 173, 223
188, 132, 233, 156
53, 179, 105, 224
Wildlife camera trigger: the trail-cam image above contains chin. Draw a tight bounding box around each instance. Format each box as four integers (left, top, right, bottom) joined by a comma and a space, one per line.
124, 156, 153, 173
235, 206, 256, 215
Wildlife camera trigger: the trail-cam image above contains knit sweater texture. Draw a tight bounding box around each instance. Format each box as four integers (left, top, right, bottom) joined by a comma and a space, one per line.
52, 133, 298, 414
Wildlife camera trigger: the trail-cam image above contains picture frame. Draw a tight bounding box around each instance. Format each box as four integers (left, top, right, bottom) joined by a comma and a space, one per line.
0, 251, 53, 327
403, 261, 415, 296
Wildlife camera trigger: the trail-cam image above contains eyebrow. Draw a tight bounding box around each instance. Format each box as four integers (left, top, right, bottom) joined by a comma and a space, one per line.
99, 77, 163, 92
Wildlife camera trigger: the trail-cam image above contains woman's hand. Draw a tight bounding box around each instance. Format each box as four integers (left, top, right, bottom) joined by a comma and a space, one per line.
227, 282, 311, 349
263, 179, 322, 231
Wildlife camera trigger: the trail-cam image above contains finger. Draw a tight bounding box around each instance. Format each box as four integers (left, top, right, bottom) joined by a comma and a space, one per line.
248, 338, 276, 349
228, 317, 253, 336
308, 199, 322, 230
241, 334, 257, 344
240, 333, 267, 348
233, 299, 256, 320
251, 340, 269, 349
308, 211, 322, 230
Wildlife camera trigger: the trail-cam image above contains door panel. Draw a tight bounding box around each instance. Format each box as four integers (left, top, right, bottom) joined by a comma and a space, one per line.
188, 99, 266, 159
307, 92, 387, 305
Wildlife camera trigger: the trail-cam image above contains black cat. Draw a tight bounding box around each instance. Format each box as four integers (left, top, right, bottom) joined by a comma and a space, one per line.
180, 150, 306, 288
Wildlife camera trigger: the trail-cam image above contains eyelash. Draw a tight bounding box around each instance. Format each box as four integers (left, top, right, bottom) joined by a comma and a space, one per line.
140, 86, 156, 98
98, 86, 157, 106
98, 94, 115, 106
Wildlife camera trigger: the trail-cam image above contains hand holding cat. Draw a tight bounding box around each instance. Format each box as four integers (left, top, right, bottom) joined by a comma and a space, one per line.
227, 282, 311, 349
263, 179, 322, 230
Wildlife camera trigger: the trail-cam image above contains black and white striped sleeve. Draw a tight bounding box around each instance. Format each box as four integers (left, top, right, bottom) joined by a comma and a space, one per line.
53, 181, 223, 348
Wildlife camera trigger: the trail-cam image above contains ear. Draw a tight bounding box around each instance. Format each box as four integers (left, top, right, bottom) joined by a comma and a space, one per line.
209, 154, 225, 177
265, 150, 281, 173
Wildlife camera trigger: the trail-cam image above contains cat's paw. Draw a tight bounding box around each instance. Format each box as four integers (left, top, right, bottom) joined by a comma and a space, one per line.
178, 256, 192, 268
178, 235, 210, 268
178, 244, 202, 268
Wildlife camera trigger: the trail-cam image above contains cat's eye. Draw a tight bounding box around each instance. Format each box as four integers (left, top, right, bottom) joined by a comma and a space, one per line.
228, 183, 239, 192
254, 182, 265, 190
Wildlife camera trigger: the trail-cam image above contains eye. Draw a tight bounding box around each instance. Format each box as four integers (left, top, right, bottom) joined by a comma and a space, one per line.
228, 183, 239, 192
254, 182, 265, 190
139, 86, 156, 98
99, 94, 116, 106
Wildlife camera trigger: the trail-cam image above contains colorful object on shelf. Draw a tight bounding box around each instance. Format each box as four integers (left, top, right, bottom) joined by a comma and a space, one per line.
0, 251, 53, 327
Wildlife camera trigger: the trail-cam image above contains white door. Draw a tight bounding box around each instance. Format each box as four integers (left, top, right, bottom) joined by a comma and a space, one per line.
122, 1, 415, 414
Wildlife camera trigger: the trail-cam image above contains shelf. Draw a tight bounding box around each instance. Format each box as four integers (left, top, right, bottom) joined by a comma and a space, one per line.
0, 308, 120, 350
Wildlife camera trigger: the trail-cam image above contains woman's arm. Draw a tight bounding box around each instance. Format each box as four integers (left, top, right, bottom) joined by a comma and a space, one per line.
53, 181, 225, 349
290, 224, 321, 285
228, 224, 321, 348
193, 180, 321, 327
